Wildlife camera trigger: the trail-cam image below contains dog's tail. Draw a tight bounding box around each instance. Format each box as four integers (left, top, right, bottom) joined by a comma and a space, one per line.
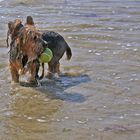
66, 43, 72, 60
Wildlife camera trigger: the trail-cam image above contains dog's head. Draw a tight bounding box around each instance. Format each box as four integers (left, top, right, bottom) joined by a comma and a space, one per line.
19, 30, 47, 54
8, 18, 47, 52
7, 19, 24, 48
16, 30, 48, 78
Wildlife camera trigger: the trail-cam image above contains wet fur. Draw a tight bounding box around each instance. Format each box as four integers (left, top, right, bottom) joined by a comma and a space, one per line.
24, 16, 72, 79
7, 19, 46, 84
7, 16, 72, 84
25, 16, 72, 79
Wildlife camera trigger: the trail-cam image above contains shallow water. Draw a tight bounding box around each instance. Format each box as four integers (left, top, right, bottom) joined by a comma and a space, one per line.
0, 0, 140, 140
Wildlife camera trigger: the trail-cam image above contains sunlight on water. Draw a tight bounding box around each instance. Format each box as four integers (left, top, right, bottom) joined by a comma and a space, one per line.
0, 0, 140, 140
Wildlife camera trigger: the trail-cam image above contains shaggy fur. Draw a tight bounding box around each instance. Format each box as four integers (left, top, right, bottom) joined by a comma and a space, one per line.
7, 19, 47, 84
24, 16, 72, 78
7, 16, 72, 85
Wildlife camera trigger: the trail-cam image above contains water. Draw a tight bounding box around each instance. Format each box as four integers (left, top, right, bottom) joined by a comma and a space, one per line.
0, 0, 140, 139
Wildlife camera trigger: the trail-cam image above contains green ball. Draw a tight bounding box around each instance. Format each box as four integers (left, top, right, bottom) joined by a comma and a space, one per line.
39, 48, 53, 63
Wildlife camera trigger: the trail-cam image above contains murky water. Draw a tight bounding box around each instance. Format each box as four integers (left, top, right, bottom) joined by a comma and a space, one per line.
0, 0, 140, 139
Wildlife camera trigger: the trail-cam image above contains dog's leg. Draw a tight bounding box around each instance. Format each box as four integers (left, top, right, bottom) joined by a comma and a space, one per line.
37, 63, 44, 80
55, 62, 60, 75
28, 60, 39, 85
10, 62, 19, 83
46, 63, 54, 79
53, 62, 60, 78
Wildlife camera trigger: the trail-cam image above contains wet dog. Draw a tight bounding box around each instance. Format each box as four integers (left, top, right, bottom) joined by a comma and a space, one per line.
7, 16, 72, 85
7, 19, 47, 85
24, 16, 72, 79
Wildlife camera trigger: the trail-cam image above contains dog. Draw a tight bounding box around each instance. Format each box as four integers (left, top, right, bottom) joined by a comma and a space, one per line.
24, 16, 72, 79
7, 19, 47, 85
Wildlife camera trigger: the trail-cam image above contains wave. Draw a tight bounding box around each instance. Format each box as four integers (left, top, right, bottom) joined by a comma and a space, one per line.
0, 0, 60, 6
0, 0, 44, 7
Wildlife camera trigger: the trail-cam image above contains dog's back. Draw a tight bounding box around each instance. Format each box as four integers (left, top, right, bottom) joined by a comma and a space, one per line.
42, 31, 72, 63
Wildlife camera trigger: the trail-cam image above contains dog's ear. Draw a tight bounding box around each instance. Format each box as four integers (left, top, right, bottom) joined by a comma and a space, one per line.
8, 21, 14, 32
26, 16, 34, 25
8, 21, 13, 28
12, 19, 23, 38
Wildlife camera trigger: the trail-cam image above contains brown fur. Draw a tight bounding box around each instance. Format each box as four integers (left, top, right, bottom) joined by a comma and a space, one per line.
7, 16, 72, 85
7, 19, 47, 85
25, 16, 72, 79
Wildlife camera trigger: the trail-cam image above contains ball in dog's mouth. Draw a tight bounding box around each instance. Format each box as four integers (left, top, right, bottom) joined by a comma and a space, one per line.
39, 48, 53, 63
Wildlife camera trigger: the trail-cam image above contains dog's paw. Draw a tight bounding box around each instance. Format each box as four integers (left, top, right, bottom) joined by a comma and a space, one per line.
54, 73, 60, 79
11, 80, 20, 86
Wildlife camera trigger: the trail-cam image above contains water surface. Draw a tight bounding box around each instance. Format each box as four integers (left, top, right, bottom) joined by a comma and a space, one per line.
0, 0, 140, 140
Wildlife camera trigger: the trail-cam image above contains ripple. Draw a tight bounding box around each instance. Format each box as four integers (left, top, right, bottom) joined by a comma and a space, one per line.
0, 0, 140, 139
103, 124, 134, 133
36, 119, 47, 123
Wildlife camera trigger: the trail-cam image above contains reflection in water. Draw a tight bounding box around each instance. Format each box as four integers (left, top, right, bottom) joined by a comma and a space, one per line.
3, 87, 62, 139
1, 71, 90, 139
